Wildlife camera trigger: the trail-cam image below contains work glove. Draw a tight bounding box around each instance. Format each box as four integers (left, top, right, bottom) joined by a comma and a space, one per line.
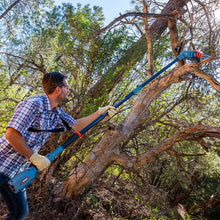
98, 105, 117, 118
29, 152, 51, 171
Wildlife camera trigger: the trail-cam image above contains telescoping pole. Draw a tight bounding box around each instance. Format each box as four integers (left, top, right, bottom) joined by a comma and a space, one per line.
8, 51, 202, 192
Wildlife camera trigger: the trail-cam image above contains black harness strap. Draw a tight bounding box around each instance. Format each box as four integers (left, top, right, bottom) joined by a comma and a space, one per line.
27, 115, 72, 133
59, 116, 72, 131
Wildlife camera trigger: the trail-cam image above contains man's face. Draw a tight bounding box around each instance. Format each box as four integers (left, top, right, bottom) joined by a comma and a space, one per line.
57, 79, 70, 104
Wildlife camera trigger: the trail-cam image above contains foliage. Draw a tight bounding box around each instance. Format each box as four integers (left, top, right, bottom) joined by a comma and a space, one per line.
0, 0, 219, 219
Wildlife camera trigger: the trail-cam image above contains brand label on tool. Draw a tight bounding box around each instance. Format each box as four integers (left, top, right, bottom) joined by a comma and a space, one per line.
20, 176, 29, 186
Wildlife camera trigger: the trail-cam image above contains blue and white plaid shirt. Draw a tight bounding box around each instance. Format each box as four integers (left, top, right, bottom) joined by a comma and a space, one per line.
0, 94, 75, 178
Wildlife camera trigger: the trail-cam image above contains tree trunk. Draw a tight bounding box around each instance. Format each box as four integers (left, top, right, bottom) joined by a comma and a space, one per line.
54, 62, 220, 197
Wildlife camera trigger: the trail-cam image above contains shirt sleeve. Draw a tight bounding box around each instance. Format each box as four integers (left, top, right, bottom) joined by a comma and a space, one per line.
57, 109, 75, 128
7, 99, 38, 136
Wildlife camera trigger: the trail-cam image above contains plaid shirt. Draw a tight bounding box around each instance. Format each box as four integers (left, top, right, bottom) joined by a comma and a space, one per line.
0, 94, 75, 178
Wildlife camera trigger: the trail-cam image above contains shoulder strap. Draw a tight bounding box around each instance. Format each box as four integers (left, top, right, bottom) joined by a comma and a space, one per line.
27, 113, 72, 133
27, 127, 65, 133
59, 116, 72, 131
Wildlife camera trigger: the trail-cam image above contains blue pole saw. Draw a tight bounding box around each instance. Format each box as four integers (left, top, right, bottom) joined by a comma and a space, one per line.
8, 51, 203, 193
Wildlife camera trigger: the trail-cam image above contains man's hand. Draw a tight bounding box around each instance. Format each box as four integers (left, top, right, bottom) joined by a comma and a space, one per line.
29, 152, 51, 171
98, 106, 117, 118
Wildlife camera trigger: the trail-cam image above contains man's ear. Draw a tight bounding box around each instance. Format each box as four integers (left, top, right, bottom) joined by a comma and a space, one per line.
55, 86, 61, 94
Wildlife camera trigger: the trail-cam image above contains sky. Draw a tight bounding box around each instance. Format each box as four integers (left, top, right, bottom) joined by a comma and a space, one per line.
54, 0, 134, 25
54, 1, 220, 24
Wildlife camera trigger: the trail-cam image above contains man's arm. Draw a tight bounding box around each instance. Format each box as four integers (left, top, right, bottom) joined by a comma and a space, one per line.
5, 127, 50, 171
72, 106, 117, 131
72, 111, 99, 131
5, 127, 34, 159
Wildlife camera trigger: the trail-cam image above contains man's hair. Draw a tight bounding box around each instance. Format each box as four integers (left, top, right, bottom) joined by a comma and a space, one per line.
42, 72, 66, 94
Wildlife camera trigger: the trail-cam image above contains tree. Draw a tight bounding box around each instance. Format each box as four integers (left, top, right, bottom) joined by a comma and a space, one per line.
53, 0, 219, 193
52, 1, 219, 218
0, 0, 219, 219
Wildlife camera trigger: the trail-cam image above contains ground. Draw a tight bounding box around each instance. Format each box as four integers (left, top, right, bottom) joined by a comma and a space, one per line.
0, 173, 218, 219
0, 173, 175, 220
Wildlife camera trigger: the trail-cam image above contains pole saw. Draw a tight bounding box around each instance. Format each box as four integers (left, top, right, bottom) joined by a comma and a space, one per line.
8, 51, 203, 193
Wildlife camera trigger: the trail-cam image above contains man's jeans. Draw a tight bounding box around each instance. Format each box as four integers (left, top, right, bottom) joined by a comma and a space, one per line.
0, 173, 28, 220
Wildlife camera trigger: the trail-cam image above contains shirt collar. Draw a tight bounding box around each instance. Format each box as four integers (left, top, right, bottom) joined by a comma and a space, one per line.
43, 93, 61, 113
43, 93, 52, 112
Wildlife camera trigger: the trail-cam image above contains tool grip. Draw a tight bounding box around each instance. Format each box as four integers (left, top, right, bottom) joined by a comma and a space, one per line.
8, 146, 64, 193
46, 145, 64, 162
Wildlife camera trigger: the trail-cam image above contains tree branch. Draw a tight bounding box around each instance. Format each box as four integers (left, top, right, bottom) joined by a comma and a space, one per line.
87, 0, 189, 104
94, 12, 173, 38
142, 0, 153, 77
0, 0, 22, 20
113, 124, 220, 170
190, 65, 220, 93
0, 52, 46, 73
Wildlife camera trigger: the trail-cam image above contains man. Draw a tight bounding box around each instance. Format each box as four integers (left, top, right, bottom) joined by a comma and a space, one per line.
0, 72, 116, 220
